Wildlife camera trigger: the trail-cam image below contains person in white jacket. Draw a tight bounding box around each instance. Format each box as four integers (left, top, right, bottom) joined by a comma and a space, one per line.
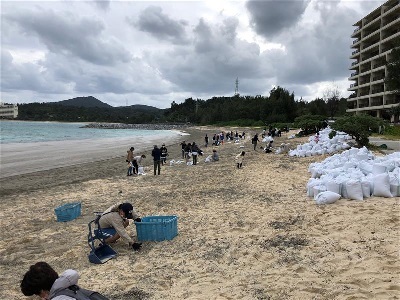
20, 262, 102, 299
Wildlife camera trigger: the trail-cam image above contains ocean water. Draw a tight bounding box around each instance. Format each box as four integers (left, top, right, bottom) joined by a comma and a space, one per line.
0, 120, 179, 144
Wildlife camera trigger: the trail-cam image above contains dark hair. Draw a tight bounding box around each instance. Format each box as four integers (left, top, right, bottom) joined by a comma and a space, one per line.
241, 151, 246, 155
21, 262, 59, 296
141, 155, 146, 158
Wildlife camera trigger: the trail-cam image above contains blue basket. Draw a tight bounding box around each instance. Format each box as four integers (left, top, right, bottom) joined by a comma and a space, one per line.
54, 202, 81, 222
135, 216, 178, 241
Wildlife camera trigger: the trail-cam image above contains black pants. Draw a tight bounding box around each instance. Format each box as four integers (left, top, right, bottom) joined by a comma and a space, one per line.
132, 160, 138, 174
192, 155, 198, 165
161, 155, 167, 165
153, 160, 161, 175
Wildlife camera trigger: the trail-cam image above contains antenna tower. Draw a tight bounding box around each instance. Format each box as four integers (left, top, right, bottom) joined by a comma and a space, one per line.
235, 77, 239, 95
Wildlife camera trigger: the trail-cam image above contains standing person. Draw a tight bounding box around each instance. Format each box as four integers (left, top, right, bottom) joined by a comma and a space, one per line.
252, 134, 260, 150
160, 144, 168, 165
20, 262, 110, 300
191, 142, 200, 165
184, 142, 192, 163
98, 202, 142, 250
180, 141, 186, 159
126, 147, 135, 176
242, 132, 246, 139
134, 154, 146, 174
212, 134, 216, 146
152, 145, 161, 175
205, 134, 209, 147
235, 151, 245, 169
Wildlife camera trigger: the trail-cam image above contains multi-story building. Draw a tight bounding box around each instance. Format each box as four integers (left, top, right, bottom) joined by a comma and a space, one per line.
347, 0, 400, 121
0, 102, 18, 119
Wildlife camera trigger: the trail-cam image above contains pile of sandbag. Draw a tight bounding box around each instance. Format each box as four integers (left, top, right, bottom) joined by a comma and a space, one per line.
289, 127, 352, 157
307, 147, 400, 204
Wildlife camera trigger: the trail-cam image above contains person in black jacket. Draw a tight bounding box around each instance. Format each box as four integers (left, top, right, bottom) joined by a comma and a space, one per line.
151, 145, 162, 175
252, 134, 260, 150
160, 144, 168, 165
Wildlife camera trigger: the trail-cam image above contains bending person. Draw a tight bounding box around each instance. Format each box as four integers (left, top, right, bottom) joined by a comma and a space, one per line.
98, 202, 142, 250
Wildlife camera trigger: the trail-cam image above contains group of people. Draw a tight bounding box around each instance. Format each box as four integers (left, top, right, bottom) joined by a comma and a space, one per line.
126, 147, 146, 176
127, 144, 169, 176
180, 141, 203, 165
211, 131, 246, 146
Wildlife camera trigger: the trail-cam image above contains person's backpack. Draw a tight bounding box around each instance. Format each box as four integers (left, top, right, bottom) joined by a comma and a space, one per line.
51, 285, 110, 300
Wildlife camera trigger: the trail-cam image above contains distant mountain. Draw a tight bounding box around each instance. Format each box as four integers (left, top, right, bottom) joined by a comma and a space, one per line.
119, 104, 165, 113
53, 96, 112, 108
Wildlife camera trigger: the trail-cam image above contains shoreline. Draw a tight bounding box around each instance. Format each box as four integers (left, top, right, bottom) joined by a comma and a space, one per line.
0, 127, 212, 196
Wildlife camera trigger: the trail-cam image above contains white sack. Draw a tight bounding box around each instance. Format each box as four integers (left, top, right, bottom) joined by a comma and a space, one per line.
345, 180, 364, 201
315, 191, 341, 205
313, 185, 327, 200
372, 163, 387, 175
373, 173, 392, 198
361, 180, 371, 198
325, 180, 341, 194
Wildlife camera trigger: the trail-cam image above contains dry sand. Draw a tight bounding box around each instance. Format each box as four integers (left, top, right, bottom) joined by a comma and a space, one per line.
1, 127, 399, 300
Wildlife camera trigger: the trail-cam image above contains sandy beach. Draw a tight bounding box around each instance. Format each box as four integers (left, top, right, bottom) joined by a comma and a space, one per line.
1, 127, 399, 300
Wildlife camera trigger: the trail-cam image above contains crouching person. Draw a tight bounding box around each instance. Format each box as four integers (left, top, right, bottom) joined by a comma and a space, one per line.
98, 202, 142, 251
21, 261, 109, 299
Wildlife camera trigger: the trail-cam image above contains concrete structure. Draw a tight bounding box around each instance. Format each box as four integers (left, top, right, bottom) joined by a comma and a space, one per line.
0, 103, 18, 119
347, 0, 400, 121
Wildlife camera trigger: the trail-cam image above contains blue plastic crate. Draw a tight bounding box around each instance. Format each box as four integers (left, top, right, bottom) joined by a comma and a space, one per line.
135, 215, 178, 241
55, 202, 81, 222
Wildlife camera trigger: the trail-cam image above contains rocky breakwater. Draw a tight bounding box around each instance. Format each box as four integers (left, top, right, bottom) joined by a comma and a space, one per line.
81, 123, 189, 130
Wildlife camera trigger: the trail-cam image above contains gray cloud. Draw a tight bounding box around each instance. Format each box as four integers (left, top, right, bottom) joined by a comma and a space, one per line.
133, 6, 189, 45
273, 2, 359, 85
152, 17, 272, 96
3, 8, 131, 65
246, 0, 310, 37
1, 50, 68, 94
92, 0, 111, 10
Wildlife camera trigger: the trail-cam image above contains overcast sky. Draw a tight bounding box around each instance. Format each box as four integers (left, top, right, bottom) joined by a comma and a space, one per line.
1, 0, 385, 108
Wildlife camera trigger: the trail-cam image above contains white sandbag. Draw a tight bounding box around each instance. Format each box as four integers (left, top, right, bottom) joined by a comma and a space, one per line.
372, 163, 387, 175
356, 153, 369, 161
186, 161, 193, 166
315, 191, 341, 205
138, 166, 145, 175
345, 180, 364, 201
313, 185, 327, 200
390, 183, 399, 197
359, 160, 373, 175
373, 173, 392, 198
169, 159, 175, 166
325, 180, 341, 194
361, 180, 371, 198
204, 155, 212, 163
307, 179, 320, 197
